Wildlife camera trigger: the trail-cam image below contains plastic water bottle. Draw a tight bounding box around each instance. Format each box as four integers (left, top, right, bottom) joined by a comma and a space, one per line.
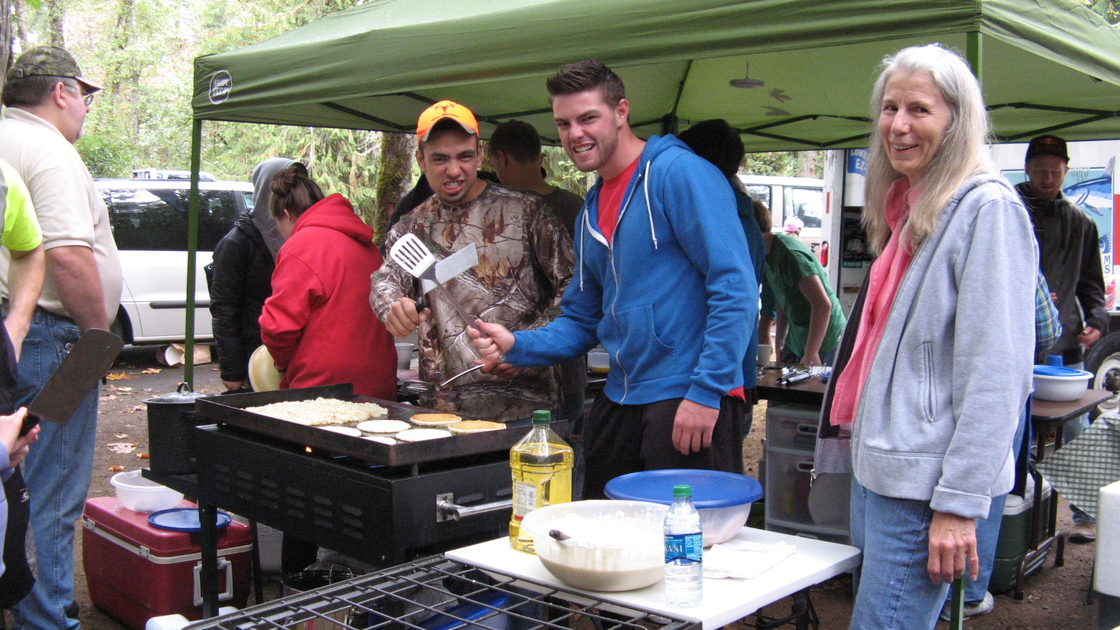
509, 410, 574, 553
664, 484, 703, 607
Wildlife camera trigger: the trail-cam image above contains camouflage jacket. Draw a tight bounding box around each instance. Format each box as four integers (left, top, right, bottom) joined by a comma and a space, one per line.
371, 183, 574, 422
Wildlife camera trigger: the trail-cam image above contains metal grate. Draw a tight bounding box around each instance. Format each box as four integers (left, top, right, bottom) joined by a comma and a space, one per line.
184, 555, 700, 630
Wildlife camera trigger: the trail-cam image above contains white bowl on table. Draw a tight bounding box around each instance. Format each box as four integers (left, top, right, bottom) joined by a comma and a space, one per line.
111, 470, 184, 513
520, 500, 667, 592
1032, 365, 1092, 402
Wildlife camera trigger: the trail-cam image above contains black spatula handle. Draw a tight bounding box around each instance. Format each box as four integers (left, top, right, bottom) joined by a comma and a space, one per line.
18, 411, 40, 437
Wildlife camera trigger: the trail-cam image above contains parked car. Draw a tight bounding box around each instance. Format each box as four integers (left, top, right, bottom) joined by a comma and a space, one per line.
130, 168, 217, 181
97, 178, 253, 344
738, 175, 825, 234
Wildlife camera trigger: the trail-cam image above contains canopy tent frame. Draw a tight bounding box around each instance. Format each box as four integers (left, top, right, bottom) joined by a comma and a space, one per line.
179, 0, 1120, 384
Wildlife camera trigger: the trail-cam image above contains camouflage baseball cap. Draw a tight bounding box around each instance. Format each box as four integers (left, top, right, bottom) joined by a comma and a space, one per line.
6, 46, 103, 93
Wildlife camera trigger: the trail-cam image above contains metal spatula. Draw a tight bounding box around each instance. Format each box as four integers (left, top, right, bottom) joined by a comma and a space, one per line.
19, 328, 124, 435
389, 233, 486, 336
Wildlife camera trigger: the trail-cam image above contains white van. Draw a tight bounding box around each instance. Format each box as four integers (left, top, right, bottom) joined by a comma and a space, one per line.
738, 175, 826, 239
96, 178, 253, 344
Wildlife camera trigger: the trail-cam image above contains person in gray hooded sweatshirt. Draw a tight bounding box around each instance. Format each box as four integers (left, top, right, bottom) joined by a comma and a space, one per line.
208, 157, 294, 391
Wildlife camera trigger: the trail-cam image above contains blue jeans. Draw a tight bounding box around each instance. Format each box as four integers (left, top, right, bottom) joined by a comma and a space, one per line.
11, 310, 97, 630
849, 479, 949, 630
946, 402, 1029, 604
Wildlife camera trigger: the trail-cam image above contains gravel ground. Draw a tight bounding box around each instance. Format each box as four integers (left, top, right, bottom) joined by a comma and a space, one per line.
0, 346, 1103, 629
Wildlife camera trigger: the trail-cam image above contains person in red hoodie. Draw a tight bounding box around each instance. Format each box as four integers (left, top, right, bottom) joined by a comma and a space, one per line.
259, 162, 397, 401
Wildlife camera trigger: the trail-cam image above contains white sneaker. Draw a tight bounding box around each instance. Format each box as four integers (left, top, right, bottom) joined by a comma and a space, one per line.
939, 591, 995, 621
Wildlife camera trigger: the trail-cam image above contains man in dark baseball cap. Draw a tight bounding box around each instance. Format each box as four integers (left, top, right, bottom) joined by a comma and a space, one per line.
1024, 134, 1070, 163
1016, 133, 1106, 544
5, 45, 103, 94
0, 43, 121, 630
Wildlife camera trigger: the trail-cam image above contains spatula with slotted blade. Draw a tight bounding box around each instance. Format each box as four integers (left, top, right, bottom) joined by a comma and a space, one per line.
389, 233, 486, 336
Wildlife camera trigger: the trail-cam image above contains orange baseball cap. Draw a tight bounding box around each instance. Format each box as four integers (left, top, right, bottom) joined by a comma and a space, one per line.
417, 100, 479, 141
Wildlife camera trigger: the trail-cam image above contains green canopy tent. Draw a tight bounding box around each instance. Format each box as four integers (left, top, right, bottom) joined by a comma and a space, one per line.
181, 0, 1120, 383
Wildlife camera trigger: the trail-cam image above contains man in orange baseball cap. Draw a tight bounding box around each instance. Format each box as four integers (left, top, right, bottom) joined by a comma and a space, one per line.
416, 100, 479, 141
370, 100, 575, 423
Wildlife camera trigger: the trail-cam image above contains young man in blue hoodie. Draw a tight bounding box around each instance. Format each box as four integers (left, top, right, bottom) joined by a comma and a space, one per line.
472, 60, 756, 499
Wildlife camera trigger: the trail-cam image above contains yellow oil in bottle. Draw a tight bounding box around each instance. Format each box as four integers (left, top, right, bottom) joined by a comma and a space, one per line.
509, 411, 574, 553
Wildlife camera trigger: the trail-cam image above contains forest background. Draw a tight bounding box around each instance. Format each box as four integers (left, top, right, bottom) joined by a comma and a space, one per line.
2, 0, 1118, 241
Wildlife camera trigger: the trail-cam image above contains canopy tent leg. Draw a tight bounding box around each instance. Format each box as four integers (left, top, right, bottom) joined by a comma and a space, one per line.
185, 118, 203, 388
966, 31, 983, 83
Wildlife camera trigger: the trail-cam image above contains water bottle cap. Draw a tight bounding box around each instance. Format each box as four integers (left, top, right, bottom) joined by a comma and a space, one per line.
531, 410, 551, 424
673, 484, 692, 498
1045, 355, 1064, 367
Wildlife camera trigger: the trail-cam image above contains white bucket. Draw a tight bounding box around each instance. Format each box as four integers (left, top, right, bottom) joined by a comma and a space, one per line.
158, 343, 212, 368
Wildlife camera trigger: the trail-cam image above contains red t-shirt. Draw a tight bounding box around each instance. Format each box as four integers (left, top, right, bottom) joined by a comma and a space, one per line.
597, 158, 640, 243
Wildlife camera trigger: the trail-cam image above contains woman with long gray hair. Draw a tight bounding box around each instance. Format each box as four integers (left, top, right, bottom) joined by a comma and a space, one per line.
820, 44, 1036, 629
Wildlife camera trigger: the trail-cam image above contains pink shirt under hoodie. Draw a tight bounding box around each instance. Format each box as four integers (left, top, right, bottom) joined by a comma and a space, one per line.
830, 178, 917, 426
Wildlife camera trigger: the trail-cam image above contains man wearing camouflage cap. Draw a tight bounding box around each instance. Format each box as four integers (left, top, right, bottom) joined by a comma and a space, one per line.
0, 45, 121, 629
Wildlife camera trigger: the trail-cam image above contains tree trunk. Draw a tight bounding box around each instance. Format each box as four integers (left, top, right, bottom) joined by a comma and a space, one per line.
111, 0, 140, 138
1, 0, 13, 75
45, 0, 64, 46
797, 151, 820, 178
373, 132, 415, 244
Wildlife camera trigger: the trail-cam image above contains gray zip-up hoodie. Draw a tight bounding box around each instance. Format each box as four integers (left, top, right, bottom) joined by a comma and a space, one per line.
849, 175, 1036, 520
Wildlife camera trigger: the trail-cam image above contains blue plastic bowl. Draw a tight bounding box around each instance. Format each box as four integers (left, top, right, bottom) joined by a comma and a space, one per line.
604, 469, 763, 546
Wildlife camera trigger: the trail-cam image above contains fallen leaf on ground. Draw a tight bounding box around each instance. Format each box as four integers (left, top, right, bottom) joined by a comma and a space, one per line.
122, 405, 145, 413
141, 368, 161, 374
100, 395, 117, 401
108, 465, 124, 472
137, 452, 150, 459
107, 442, 137, 454
106, 372, 136, 381
115, 433, 128, 439
117, 386, 135, 392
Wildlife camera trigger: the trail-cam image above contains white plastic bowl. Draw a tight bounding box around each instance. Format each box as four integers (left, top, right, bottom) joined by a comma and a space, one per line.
1032, 366, 1092, 402
110, 470, 184, 513
604, 469, 762, 546
521, 500, 667, 592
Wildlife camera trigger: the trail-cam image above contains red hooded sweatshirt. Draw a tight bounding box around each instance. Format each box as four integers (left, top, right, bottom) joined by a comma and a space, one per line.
260, 193, 396, 399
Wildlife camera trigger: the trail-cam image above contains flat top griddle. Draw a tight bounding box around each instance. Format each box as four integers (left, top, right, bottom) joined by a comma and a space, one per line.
194, 384, 551, 468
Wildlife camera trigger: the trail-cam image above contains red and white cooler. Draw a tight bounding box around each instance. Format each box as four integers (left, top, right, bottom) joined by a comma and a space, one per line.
82, 496, 252, 630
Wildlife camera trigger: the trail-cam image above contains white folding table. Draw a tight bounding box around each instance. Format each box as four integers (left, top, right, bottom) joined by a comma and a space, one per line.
447, 526, 861, 630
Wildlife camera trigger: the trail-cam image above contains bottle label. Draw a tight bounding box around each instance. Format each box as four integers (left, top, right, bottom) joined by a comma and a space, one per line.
512, 481, 538, 518
664, 533, 703, 562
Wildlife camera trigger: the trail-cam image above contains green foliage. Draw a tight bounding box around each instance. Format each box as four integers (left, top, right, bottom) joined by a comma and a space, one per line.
1087, 0, 1120, 24
742, 151, 823, 179
75, 131, 135, 177
543, 146, 593, 195
32, 0, 399, 226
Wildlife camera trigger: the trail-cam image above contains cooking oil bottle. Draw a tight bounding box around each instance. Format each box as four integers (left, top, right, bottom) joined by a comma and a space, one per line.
509, 410, 573, 553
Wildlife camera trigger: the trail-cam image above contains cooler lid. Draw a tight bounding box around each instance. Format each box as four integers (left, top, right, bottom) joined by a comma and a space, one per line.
604, 469, 763, 508
83, 497, 245, 557
148, 507, 232, 532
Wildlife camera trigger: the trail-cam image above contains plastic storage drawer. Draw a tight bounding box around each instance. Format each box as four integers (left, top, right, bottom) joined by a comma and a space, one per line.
765, 403, 821, 451
764, 446, 851, 529
82, 496, 252, 630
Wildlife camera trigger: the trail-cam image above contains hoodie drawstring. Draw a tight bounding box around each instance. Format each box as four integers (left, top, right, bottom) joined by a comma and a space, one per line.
642, 161, 658, 250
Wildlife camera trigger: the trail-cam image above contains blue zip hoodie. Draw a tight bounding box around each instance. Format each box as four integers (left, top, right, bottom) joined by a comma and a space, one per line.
506, 135, 756, 409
